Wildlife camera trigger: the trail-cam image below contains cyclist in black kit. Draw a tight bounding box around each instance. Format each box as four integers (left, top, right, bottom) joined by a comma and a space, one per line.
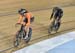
50, 7, 63, 29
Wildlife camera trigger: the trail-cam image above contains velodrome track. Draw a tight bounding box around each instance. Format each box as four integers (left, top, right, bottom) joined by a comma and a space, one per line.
0, 0, 75, 53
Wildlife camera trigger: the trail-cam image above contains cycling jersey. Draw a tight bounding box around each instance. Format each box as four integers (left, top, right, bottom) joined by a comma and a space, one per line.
50, 8, 63, 20
17, 12, 34, 26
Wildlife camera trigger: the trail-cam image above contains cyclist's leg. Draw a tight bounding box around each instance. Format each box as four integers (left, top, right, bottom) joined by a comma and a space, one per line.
24, 25, 30, 39
56, 15, 62, 29
23, 18, 29, 39
58, 14, 62, 24
54, 15, 58, 27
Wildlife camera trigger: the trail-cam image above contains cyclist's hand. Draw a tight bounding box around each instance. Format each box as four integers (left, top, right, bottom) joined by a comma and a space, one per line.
15, 23, 20, 27
21, 22, 26, 26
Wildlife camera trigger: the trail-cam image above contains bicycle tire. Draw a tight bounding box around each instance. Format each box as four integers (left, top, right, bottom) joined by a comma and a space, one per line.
14, 31, 22, 47
25, 28, 32, 43
14, 32, 20, 47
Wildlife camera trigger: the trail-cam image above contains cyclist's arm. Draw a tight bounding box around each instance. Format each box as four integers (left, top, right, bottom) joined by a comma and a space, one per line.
17, 15, 23, 24
50, 12, 54, 20
50, 9, 55, 20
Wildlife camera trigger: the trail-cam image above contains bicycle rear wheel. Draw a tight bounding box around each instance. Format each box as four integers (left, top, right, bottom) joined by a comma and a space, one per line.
25, 28, 32, 43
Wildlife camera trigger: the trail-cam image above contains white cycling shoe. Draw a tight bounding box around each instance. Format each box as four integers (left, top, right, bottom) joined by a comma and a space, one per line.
24, 35, 28, 40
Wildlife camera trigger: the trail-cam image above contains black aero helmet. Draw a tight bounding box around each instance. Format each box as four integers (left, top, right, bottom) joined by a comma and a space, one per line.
54, 7, 61, 10
54, 7, 59, 9
18, 8, 27, 15
53, 7, 60, 12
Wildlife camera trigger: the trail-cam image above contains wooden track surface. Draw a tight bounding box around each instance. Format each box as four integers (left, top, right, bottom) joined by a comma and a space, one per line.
0, 0, 75, 53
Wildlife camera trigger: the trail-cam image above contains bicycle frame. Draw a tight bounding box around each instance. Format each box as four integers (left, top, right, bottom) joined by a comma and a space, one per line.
18, 24, 26, 39
14, 24, 32, 47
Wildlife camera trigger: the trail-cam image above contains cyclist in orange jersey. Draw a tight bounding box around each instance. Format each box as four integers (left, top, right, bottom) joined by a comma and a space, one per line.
17, 8, 34, 39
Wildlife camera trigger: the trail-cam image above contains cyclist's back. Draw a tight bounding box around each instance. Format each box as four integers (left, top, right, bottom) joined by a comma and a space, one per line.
23, 12, 34, 24
50, 7, 63, 20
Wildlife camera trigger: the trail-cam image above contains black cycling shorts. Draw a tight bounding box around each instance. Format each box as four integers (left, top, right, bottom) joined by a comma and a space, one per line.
54, 14, 62, 21
23, 17, 34, 23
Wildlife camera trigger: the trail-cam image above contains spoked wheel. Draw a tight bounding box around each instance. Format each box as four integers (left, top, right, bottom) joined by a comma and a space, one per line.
25, 28, 32, 43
